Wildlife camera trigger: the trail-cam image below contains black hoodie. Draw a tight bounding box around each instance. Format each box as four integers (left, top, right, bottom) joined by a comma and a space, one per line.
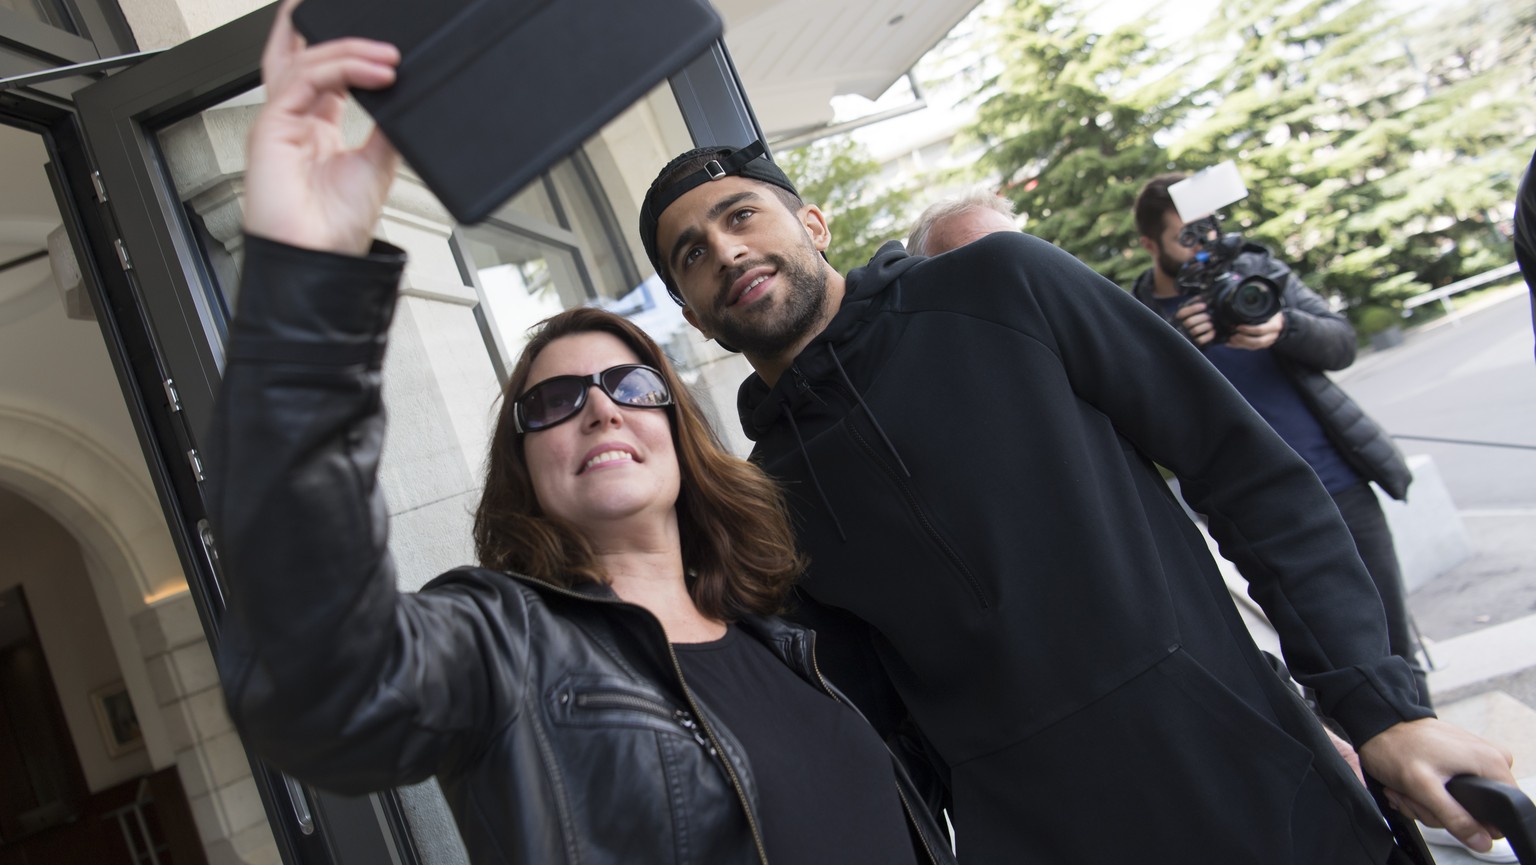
737, 231, 1426, 862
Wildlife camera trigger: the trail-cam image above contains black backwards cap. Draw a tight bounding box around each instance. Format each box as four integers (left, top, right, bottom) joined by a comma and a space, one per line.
639, 139, 801, 306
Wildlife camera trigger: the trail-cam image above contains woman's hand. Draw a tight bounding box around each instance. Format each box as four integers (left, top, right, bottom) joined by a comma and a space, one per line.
242, 0, 402, 256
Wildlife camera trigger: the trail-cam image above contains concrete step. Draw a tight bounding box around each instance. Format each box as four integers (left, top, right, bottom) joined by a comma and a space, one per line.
1426, 614, 1536, 698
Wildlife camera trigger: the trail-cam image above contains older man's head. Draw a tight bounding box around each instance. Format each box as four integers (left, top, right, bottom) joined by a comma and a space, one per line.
907, 191, 1017, 256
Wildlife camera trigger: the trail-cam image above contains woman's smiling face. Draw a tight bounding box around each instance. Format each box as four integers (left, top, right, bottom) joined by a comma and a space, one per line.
521, 331, 680, 537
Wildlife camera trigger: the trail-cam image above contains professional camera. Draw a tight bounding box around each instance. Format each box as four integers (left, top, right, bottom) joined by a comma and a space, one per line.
1174, 213, 1282, 342
1165, 163, 1282, 342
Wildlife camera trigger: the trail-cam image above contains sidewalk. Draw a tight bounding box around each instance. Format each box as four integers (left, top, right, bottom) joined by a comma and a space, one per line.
1341, 282, 1531, 379
1410, 510, 1536, 863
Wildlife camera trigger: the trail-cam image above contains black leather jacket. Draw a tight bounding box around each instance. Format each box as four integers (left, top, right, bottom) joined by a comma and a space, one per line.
204, 236, 953, 865
1133, 243, 1412, 499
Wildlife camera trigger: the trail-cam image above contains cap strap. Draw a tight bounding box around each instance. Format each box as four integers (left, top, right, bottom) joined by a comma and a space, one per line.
650, 139, 768, 219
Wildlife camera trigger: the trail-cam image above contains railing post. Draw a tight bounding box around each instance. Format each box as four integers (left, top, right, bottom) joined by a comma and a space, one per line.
1440, 295, 1458, 325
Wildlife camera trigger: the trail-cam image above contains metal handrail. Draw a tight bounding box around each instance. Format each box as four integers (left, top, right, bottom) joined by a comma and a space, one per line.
1402, 262, 1523, 314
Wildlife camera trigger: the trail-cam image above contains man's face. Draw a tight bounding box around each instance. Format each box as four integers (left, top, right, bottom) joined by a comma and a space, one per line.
655, 176, 832, 359
921, 207, 1016, 256
1146, 210, 1195, 280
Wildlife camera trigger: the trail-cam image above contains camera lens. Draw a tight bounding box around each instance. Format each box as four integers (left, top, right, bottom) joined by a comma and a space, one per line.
1221, 275, 1281, 324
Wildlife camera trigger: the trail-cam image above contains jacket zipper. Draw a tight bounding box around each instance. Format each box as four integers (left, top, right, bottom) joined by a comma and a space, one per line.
843, 414, 991, 608
659, 644, 772, 865
802, 630, 941, 865
791, 365, 824, 405
572, 692, 713, 750
536, 582, 772, 865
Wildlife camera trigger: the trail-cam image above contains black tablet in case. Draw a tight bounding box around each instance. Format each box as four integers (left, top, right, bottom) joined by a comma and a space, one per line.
292, 0, 723, 224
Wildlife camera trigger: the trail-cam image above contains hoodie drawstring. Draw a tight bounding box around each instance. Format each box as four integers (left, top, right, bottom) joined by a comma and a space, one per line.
827, 346, 911, 478
781, 397, 848, 542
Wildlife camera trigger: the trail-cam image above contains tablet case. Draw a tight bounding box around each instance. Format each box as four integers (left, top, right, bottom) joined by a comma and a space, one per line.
292, 0, 723, 224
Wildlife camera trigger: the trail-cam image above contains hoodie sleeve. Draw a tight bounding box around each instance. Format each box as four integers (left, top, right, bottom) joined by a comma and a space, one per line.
957, 231, 1428, 745
204, 236, 529, 793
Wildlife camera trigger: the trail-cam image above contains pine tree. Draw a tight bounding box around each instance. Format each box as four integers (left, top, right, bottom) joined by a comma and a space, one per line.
1171, 0, 1535, 319
966, 0, 1189, 286
778, 137, 913, 276
1369, 0, 1536, 315
958, 0, 1536, 323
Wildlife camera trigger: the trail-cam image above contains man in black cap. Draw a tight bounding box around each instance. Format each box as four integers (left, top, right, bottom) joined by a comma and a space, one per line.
640, 142, 1518, 863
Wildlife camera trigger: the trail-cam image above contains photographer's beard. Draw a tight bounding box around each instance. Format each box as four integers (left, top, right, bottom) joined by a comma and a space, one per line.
1154, 239, 1186, 282
1157, 253, 1183, 281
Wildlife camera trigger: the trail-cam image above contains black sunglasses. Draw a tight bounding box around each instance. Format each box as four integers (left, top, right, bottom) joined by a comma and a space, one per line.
513, 364, 674, 433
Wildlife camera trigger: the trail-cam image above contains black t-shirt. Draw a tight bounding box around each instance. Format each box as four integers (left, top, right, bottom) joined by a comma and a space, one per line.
674, 624, 921, 865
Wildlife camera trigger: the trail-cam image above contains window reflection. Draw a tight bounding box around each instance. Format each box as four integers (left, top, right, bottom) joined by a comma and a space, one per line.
459, 153, 656, 371
149, 79, 747, 450
0, 0, 74, 32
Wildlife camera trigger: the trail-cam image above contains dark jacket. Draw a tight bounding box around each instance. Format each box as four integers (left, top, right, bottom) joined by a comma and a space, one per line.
1131, 243, 1413, 499
204, 237, 954, 865
1517, 147, 1536, 346
738, 232, 1428, 862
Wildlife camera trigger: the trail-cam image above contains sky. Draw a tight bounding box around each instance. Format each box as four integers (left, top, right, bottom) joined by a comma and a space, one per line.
833, 0, 1457, 162
833, 0, 1216, 158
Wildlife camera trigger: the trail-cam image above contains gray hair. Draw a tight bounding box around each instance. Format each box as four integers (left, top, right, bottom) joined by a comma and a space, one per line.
907, 190, 1016, 256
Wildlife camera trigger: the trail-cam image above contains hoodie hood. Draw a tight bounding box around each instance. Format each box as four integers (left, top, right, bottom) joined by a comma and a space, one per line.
737, 240, 922, 441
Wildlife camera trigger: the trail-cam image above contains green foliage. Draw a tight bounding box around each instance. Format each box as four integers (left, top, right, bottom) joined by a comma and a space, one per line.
777, 138, 913, 276
961, 0, 1536, 324
967, 0, 1189, 286
1354, 304, 1402, 337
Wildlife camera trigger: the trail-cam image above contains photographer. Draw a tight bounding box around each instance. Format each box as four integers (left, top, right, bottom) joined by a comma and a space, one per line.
1131, 173, 1428, 707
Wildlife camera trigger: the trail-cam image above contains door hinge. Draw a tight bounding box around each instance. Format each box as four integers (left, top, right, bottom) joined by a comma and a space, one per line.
91, 170, 108, 203
163, 378, 182, 413
114, 238, 132, 271
186, 448, 205, 482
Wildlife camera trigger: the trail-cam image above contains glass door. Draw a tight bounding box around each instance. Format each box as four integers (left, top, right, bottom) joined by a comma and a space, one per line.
70, 7, 430, 865
70, 3, 764, 863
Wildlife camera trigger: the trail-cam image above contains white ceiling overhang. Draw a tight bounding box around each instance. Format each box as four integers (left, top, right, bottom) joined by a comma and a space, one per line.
714, 0, 983, 139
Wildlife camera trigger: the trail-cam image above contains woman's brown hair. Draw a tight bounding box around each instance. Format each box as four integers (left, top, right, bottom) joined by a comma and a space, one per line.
473, 307, 805, 619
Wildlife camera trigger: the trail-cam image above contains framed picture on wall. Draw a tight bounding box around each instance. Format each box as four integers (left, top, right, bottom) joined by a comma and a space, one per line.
89, 682, 143, 758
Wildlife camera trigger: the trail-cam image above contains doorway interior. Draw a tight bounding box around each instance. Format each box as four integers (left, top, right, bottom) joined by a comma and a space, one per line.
0, 119, 207, 865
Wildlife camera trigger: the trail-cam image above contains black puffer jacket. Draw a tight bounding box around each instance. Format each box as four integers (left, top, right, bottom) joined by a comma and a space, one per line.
1133, 243, 1413, 499
204, 236, 953, 865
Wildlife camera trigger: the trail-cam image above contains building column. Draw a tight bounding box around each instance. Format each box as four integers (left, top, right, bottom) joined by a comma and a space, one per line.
135, 594, 279, 865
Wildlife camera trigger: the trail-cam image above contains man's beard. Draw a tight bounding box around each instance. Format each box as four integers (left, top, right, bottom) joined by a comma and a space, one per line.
705, 247, 829, 358
1155, 242, 1184, 281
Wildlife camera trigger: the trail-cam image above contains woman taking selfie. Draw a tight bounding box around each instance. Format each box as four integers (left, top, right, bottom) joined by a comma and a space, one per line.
203, 3, 951, 864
